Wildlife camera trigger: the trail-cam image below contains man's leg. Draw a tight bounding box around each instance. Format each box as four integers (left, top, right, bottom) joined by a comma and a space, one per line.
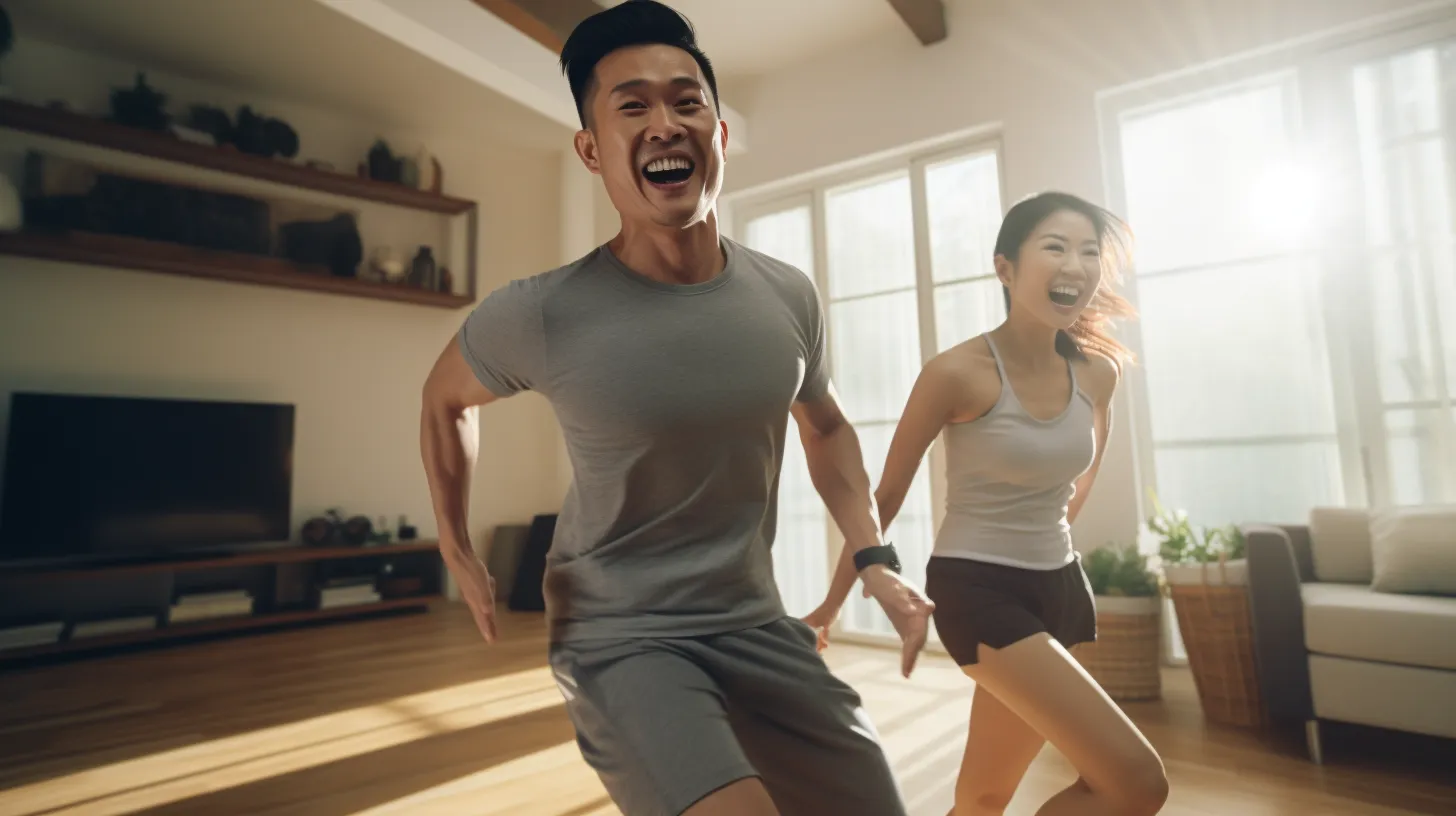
549, 637, 779, 816
699, 617, 910, 816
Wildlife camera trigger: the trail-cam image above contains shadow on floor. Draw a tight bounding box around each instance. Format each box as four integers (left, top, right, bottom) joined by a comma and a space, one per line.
117, 703, 573, 816
0, 608, 554, 793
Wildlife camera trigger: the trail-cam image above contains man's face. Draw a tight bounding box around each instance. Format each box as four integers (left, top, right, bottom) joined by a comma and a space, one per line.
574, 44, 727, 230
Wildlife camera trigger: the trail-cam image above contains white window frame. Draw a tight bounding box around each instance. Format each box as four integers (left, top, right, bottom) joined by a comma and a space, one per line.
723, 127, 1006, 651
1096, 0, 1456, 526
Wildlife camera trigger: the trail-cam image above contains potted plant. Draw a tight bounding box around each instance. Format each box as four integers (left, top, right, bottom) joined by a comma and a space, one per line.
1151, 493, 1247, 587
1072, 542, 1164, 701
1144, 491, 1263, 728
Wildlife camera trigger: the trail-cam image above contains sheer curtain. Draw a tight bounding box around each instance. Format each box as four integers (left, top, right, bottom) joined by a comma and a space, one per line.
1348, 40, 1456, 506
1107, 27, 1456, 529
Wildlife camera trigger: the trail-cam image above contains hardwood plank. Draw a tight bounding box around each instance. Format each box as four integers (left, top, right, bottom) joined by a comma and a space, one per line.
0, 100, 476, 215
0, 606, 1450, 815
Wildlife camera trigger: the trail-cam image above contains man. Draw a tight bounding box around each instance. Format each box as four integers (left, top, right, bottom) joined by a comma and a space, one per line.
419, 2, 932, 814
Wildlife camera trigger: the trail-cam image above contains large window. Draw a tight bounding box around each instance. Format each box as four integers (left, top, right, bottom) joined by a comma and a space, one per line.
731, 140, 1006, 643
1103, 14, 1456, 529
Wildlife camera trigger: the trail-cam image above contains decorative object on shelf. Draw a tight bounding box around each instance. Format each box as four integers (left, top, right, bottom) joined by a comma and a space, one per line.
369, 246, 407, 283
366, 139, 402, 184
277, 212, 363, 277
230, 105, 299, 160
301, 508, 375, 547
397, 515, 417, 541
109, 73, 169, 132
301, 510, 345, 547
187, 104, 232, 145
126, 99, 303, 158
368, 515, 393, 546
410, 245, 437, 290
0, 168, 19, 232
1147, 490, 1262, 728
339, 514, 373, 546
1071, 542, 1164, 702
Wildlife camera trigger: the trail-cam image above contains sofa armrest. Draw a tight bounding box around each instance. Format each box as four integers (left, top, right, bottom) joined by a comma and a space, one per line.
1243, 524, 1315, 721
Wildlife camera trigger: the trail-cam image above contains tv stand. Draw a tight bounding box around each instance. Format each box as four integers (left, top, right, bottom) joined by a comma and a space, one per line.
0, 541, 444, 665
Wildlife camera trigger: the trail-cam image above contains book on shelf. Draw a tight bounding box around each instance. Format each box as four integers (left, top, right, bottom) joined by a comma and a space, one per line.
175, 589, 252, 605
318, 583, 381, 609
168, 590, 254, 624
72, 613, 160, 639
0, 620, 65, 650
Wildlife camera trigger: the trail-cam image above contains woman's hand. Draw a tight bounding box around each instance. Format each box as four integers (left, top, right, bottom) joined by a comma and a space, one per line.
800, 602, 840, 653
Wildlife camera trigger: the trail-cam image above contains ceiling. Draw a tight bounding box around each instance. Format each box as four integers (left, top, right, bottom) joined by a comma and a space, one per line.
2, 0, 927, 152
3, 0, 573, 151
596, 0, 910, 83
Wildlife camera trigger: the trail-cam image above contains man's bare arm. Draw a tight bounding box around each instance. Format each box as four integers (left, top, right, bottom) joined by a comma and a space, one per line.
790, 383, 884, 560
792, 383, 935, 676
420, 337, 499, 566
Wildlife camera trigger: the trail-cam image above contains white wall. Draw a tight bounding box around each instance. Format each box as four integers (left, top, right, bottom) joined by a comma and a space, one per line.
0, 36, 568, 556
725, 0, 1436, 550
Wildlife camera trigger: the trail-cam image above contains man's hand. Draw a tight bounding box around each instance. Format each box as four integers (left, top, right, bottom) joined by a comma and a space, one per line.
446, 547, 498, 644
860, 565, 934, 678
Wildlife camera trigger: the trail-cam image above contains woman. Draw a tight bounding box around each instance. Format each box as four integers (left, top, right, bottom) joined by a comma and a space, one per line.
805, 192, 1169, 815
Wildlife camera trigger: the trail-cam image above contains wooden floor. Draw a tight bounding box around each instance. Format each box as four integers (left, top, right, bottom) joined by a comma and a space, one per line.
1, 604, 1452, 816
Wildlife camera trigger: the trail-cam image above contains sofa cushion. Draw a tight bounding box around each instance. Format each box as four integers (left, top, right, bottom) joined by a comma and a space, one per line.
1302, 582, 1456, 671
1308, 507, 1373, 583
1370, 505, 1456, 596
1309, 655, 1456, 740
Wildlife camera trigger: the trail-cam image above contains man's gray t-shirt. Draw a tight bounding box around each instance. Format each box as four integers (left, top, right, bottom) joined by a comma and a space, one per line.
458, 237, 829, 642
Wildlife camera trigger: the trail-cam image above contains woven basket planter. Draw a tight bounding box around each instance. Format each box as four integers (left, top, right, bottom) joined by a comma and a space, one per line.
1165, 557, 1264, 728
1073, 595, 1162, 702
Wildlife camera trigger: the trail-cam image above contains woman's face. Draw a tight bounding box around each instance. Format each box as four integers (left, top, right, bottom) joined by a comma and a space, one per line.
998, 209, 1103, 331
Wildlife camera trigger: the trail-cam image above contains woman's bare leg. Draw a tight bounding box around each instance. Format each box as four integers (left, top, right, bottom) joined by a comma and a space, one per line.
950, 682, 1047, 815
964, 634, 1169, 816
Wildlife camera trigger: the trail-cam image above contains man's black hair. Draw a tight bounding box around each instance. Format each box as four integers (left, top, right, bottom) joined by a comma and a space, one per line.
559, 0, 720, 129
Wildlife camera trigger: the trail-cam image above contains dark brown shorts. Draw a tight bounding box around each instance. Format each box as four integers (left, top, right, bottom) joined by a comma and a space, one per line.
925, 553, 1097, 666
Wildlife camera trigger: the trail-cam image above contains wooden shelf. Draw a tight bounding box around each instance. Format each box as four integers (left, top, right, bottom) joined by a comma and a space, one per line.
0, 99, 476, 215
0, 230, 475, 308
0, 595, 439, 662
1, 540, 443, 579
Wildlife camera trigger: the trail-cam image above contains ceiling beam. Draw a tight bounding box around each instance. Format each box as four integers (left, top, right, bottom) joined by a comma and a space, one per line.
886, 0, 947, 46
470, 0, 604, 54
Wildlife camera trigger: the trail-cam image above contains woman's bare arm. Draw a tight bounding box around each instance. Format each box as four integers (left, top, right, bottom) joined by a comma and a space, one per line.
817, 356, 961, 613
1067, 353, 1120, 525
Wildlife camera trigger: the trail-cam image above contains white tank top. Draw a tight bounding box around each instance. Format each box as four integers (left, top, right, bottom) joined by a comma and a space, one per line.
932, 333, 1097, 570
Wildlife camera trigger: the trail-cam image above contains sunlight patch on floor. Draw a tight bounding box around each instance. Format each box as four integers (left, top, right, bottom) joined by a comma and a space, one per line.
3, 667, 562, 816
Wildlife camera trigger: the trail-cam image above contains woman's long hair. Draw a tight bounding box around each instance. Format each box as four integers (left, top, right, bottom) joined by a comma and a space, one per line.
995, 192, 1138, 370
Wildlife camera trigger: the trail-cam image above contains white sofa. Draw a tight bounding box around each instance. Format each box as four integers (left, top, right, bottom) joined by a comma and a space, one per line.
1243, 505, 1456, 763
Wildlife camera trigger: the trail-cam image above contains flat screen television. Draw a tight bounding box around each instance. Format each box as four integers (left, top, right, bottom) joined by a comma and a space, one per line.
0, 392, 295, 565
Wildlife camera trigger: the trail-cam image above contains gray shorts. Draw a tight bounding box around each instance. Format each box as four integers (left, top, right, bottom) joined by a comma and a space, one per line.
547, 616, 907, 816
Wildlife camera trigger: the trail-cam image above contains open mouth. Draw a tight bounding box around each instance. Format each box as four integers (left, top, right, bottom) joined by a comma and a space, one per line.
1048, 285, 1082, 307
642, 156, 695, 187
